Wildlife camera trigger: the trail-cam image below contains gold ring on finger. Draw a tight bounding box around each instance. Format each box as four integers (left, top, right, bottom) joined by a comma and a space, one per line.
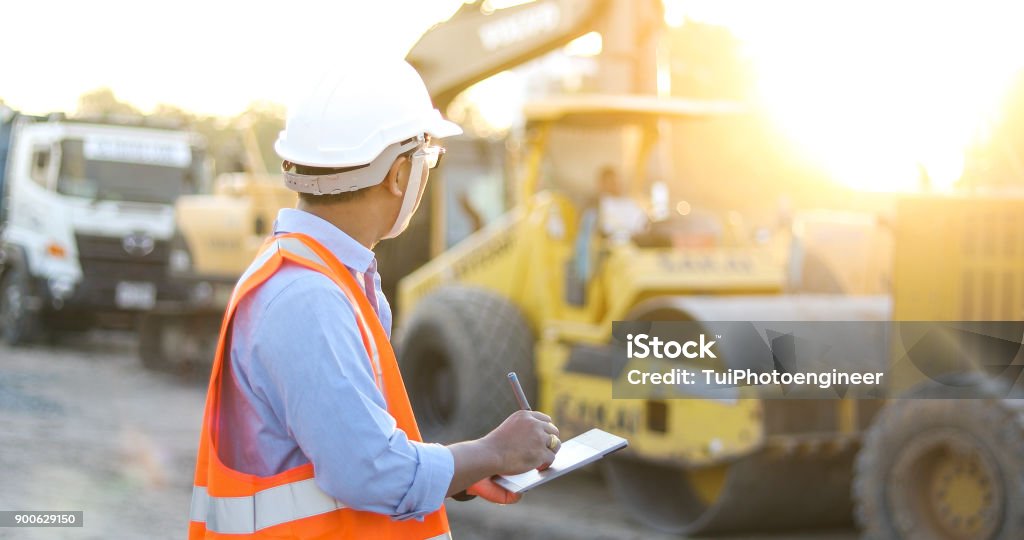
547, 433, 560, 450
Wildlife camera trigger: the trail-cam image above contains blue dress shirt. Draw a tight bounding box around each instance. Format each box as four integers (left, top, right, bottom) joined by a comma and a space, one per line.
218, 208, 454, 520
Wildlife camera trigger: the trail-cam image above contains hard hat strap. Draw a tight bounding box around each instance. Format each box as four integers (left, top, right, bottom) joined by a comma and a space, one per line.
381, 151, 427, 240
282, 137, 421, 195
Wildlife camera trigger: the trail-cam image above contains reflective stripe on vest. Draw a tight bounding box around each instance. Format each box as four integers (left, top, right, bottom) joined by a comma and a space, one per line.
190, 480, 451, 539
190, 480, 345, 534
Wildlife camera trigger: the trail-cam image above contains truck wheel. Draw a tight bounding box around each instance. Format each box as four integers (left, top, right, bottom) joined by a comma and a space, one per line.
854, 379, 1024, 540
138, 314, 172, 371
138, 313, 219, 375
0, 267, 39, 346
397, 286, 534, 444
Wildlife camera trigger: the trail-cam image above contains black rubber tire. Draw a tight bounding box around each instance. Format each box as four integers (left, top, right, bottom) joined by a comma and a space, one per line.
396, 286, 534, 444
138, 312, 221, 376
138, 313, 172, 371
0, 267, 40, 346
606, 448, 856, 536
854, 378, 1024, 539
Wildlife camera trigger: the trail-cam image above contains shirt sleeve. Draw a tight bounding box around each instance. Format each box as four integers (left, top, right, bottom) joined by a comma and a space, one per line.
247, 271, 454, 520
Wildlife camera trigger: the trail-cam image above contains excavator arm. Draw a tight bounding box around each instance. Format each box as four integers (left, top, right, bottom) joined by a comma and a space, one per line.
407, 0, 614, 110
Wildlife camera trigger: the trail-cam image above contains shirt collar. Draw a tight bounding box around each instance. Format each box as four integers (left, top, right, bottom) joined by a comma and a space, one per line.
273, 208, 376, 274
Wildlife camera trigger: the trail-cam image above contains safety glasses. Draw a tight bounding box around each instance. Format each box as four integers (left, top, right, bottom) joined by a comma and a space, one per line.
412, 144, 445, 170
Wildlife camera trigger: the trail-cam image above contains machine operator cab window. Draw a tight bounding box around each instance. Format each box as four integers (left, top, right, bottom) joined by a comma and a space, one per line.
521, 95, 745, 311
529, 116, 654, 308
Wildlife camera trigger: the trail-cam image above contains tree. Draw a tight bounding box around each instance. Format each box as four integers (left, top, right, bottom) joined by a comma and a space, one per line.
233, 101, 286, 174
147, 100, 285, 177
150, 103, 195, 126
75, 88, 141, 118
71, 87, 287, 180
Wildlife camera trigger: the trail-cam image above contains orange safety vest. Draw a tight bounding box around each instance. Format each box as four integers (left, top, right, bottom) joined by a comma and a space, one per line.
188, 233, 451, 540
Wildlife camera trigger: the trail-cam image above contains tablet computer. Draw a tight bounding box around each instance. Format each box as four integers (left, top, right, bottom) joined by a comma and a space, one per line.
493, 428, 629, 494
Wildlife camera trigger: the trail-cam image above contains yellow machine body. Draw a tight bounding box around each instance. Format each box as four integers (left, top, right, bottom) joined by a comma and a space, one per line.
176, 173, 296, 281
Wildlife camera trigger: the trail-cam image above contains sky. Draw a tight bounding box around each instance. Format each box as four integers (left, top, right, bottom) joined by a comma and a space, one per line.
4, 0, 1024, 191
0, 0, 465, 116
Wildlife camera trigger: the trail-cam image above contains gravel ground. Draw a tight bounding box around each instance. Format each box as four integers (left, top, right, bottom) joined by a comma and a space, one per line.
0, 331, 857, 540
0, 332, 203, 540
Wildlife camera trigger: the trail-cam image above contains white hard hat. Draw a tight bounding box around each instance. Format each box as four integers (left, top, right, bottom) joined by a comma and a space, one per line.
275, 58, 462, 169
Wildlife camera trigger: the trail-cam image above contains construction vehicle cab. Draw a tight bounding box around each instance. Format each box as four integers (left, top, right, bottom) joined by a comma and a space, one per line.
398, 93, 776, 322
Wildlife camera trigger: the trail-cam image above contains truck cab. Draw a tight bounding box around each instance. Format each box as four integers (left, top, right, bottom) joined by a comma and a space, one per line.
0, 110, 206, 344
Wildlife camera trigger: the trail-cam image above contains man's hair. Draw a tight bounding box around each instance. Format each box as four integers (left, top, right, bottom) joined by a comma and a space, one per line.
297, 190, 367, 205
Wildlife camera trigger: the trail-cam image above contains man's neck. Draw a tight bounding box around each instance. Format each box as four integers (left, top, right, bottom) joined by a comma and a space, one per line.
296, 201, 381, 250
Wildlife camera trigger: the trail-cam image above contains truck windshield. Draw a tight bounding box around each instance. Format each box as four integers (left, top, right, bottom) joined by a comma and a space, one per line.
57, 138, 202, 204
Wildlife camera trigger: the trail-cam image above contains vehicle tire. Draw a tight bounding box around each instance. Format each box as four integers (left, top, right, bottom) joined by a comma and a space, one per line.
138, 312, 219, 375
44, 311, 95, 345
0, 267, 40, 346
138, 313, 172, 371
397, 286, 534, 444
854, 377, 1024, 540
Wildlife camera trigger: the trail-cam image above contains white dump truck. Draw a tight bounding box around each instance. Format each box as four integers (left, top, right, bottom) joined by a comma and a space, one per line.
0, 106, 207, 344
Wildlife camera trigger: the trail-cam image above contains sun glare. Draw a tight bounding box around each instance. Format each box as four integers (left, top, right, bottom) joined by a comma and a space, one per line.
670, 0, 1024, 192
449, 71, 526, 136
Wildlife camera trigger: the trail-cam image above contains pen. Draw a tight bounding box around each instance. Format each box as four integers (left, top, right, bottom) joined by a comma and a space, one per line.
507, 372, 531, 410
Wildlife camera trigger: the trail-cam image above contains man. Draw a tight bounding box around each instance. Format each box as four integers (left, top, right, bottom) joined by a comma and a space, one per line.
569, 166, 647, 305
593, 166, 647, 241
188, 59, 560, 539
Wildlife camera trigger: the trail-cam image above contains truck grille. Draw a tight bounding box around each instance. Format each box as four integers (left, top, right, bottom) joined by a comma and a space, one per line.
74, 233, 170, 263
71, 233, 186, 309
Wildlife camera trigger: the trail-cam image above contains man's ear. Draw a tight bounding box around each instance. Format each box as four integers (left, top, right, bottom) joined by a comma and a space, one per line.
383, 156, 408, 197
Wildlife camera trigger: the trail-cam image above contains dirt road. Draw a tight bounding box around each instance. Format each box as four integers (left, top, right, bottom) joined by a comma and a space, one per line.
0, 333, 856, 540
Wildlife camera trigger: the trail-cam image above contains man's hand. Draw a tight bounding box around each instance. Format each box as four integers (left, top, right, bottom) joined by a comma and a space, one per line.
446, 411, 561, 499
481, 410, 561, 474
466, 477, 521, 504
